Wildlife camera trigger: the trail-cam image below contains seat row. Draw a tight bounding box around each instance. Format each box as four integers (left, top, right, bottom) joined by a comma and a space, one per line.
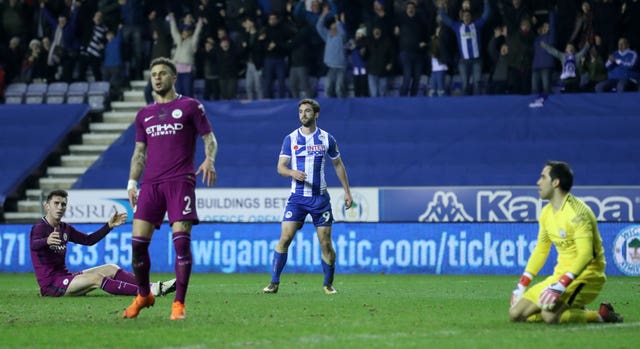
3, 81, 110, 112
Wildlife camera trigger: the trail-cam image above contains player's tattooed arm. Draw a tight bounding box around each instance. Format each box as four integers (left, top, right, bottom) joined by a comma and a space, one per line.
197, 132, 218, 186
203, 132, 218, 163
129, 142, 147, 181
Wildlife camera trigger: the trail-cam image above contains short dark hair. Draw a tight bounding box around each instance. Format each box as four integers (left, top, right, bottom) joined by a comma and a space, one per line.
150, 57, 177, 75
546, 160, 574, 192
46, 189, 68, 203
298, 98, 320, 114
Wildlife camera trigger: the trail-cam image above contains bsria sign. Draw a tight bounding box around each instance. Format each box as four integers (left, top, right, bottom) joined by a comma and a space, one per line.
65, 204, 120, 219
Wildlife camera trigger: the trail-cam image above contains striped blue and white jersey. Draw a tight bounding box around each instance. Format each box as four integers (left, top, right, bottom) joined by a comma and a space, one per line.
439, 4, 490, 60
280, 127, 340, 197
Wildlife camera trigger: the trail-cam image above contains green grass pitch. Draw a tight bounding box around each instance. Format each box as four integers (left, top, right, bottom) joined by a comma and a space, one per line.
0, 273, 637, 348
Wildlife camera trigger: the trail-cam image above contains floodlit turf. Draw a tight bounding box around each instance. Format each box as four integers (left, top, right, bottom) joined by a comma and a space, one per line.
0, 273, 637, 349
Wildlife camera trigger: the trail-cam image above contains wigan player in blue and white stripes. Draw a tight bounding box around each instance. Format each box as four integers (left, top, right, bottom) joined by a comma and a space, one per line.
263, 98, 352, 295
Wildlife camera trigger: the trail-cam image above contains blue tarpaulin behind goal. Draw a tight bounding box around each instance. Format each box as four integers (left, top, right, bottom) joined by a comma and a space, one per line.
74, 93, 640, 190
0, 104, 90, 206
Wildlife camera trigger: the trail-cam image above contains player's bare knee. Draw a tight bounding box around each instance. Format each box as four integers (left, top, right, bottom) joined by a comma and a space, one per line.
509, 307, 531, 322
278, 237, 294, 251
540, 311, 560, 324
86, 272, 105, 287
508, 308, 521, 322
104, 263, 120, 276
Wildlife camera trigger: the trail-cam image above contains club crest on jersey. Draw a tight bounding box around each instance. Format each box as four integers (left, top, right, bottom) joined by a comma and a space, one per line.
558, 229, 567, 238
172, 109, 183, 119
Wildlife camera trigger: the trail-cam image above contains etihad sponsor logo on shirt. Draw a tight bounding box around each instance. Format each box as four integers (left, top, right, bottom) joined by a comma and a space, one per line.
146, 123, 184, 137
415, 189, 635, 222
612, 225, 640, 276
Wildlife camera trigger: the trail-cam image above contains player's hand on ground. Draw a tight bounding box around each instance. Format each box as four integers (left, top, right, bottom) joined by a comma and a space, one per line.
196, 158, 217, 186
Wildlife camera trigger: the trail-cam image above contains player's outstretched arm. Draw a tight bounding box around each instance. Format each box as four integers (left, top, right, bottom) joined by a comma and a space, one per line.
196, 132, 218, 186
108, 209, 128, 229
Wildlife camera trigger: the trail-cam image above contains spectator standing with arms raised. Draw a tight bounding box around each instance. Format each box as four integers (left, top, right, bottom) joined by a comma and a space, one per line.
169, 12, 204, 98
316, 8, 347, 98
41, 0, 80, 83
439, 0, 490, 95
121, 57, 218, 321
293, 0, 338, 83
540, 40, 590, 94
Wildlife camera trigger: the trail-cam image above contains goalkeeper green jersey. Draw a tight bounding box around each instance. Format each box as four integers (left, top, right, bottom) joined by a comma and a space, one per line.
526, 194, 606, 278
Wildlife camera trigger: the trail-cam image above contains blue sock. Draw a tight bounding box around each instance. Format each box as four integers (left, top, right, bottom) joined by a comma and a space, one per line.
271, 251, 287, 284
321, 259, 335, 287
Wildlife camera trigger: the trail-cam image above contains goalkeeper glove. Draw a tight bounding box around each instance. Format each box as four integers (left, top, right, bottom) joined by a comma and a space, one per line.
511, 272, 533, 307
538, 272, 575, 310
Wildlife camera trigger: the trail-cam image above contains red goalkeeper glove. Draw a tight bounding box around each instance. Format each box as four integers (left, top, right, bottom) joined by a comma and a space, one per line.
538, 272, 575, 310
511, 272, 533, 307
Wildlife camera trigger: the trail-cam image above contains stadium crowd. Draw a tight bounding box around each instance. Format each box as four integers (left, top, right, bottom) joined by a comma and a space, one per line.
1, 0, 639, 102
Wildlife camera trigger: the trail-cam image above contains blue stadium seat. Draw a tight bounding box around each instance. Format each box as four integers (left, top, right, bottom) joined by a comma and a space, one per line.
388, 75, 403, 96
25, 82, 48, 104
87, 81, 110, 112
46, 82, 68, 104
87, 94, 106, 112
88, 81, 110, 97
3, 82, 27, 104
193, 79, 205, 100
66, 82, 89, 104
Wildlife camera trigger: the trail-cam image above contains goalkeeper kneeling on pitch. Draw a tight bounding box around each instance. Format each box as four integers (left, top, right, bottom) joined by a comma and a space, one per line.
509, 161, 623, 324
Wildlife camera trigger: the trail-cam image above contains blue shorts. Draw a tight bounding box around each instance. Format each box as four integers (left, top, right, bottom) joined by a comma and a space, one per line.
282, 192, 333, 227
